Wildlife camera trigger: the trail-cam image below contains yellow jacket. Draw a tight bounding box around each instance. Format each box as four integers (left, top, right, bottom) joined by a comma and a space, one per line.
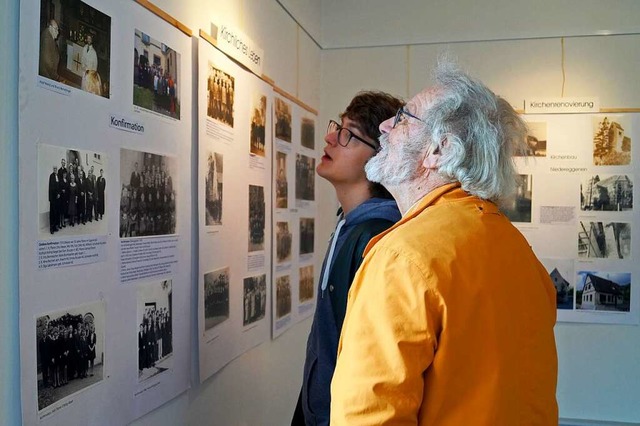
331, 183, 558, 425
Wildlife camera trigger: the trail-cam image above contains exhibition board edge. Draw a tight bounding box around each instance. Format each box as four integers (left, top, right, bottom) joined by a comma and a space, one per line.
134, 0, 193, 37
199, 29, 318, 116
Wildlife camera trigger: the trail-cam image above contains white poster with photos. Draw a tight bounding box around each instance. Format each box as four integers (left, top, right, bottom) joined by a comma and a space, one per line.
272, 101, 319, 339
198, 38, 273, 382
19, 0, 192, 423
510, 113, 639, 324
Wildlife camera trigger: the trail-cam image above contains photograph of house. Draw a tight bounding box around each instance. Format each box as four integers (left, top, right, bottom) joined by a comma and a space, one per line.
581, 174, 633, 212
549, 267, 574, 310
576, 271, 631, 312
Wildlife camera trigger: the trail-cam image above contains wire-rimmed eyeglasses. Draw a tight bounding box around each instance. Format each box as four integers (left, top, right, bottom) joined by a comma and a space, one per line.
392, 107, 424, 128
326, 120, 378, 151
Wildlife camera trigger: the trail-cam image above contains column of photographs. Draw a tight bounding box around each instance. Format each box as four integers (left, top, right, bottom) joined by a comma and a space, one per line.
20, 0, 192, 424
198, 39, 273, 382
272, 97, 318, 339
507, 114, 638, 324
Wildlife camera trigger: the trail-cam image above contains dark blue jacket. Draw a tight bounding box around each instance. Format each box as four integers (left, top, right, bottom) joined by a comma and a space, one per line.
294, 198, 401, 426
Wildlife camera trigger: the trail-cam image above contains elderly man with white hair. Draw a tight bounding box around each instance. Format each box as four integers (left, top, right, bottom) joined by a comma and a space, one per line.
331, 62, 558, 426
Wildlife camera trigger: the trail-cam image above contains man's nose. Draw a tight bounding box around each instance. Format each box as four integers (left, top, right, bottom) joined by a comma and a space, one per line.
324, 130, 338, 146
379, 117, 394, 134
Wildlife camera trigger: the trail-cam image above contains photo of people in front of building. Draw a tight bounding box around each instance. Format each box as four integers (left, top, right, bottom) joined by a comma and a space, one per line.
299, 217, 314, 256
137, 280, 173, 382
39, 144, 107, 239
204, 268, 230, 330
300, 117, 315, 150
36, 301, 104, 411
250, 94, 267, 157
38, 0, 111, 97
205, 151, 223, 226
275, 151, 288, 208
119, 148, 177, 238
298, 265, 314, 303
274, 97, 292, 142
243, 274, 267, 327
206, 63, 235, 127
275, 275, 291, 319
276, 221, 292, 263
133, 29, 181, 120
248, 185, 265, 252
295, 153, 315, 201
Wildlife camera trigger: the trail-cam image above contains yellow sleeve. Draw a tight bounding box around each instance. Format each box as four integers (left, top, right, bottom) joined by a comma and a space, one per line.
330, 246, 440, 425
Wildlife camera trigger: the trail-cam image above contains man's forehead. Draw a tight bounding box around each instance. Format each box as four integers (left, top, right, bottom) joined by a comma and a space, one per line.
341, 117, 365, 134
407, 86, 439, 115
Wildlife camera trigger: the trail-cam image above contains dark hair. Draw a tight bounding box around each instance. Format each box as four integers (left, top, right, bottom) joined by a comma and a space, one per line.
341, 91, 404, 199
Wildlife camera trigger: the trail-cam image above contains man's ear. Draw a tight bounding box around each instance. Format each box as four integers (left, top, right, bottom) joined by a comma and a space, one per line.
422, 139, 444, 170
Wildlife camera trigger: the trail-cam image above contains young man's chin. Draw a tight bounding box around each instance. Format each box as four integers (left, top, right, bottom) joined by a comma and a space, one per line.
316, 162, 331, 180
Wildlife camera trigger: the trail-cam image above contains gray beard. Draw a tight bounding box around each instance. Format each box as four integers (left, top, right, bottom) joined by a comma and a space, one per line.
365, 133, 422, 186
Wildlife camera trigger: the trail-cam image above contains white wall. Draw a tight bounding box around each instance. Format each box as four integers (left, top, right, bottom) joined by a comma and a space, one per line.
320, 0, 640, 48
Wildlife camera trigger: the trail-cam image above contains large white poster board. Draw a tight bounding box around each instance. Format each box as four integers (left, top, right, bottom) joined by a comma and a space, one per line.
19, 0, 192, 424
198, 38, 273, 382
512, 113, 639, 324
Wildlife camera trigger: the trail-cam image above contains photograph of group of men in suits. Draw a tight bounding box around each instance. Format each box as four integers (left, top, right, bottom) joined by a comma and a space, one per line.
36, 301, 104, 411
40, 145, 107, 239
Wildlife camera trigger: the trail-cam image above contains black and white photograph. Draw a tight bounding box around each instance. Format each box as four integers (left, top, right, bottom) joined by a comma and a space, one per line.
134, 29, 181, 120
578, 221, 631, 260
250, 94, 267, 157
517, 122, 547, 157
274, 97, 292, 142
276, 275, 292, 319
576, 271, 631, 312
119, 148, 177, 238
276, 221, 292, 263
36, 300, 105, 411
541, 258, 575, 310
206, 63, 235, 127
38, 143, 107, 239
299, 217, 314, 256
295, 153, 315, 201
248, 185, 265, 252
243, 274, 267, 327
205, 151, 223, 226
593, 116, 632, 166
299, 265, 314, 303
204, 267, 230, 330
301, 117, 315, 150
501, 174, 532, 223
137, 280, 173, 382
275, 151, 288, 208
39, 0, 111, 97
580, 174, 633, 212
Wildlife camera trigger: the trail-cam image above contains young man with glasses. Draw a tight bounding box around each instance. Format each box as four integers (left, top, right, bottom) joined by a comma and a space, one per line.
292, 91, 404, 426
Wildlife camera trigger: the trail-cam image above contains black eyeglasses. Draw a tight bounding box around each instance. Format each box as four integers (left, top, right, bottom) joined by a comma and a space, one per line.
326, 120, 378, 151
392, 107, 424, 128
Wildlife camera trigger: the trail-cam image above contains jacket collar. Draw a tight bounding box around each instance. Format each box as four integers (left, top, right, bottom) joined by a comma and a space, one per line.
363, 182, 464, 255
